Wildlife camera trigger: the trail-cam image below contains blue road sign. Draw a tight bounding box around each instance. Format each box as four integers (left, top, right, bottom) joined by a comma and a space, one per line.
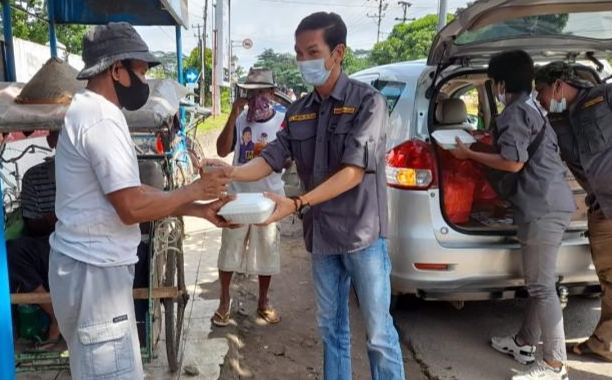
185, 68, 198, 84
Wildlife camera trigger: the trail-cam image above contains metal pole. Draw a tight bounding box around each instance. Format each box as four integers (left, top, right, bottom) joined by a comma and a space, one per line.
437, 0, 448, 31
176, 25, 184, 85
201, 0, 208, 106
47, 0, 58, 57
228, 0, 232, 105
0, 2, 16, 377
2, 0, 17, 81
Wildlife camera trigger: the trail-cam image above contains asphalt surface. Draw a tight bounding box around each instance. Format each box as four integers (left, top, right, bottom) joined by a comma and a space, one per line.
393, 296, 612, 380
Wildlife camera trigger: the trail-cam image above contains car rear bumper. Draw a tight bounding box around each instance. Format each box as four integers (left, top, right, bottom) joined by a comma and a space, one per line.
387, 189, 598, 300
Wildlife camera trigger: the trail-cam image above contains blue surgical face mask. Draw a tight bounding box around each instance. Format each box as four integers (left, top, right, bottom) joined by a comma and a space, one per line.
549, 85, 567, 113
297, 50, 336, 86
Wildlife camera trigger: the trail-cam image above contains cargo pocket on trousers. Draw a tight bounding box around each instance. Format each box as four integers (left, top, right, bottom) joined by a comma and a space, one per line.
78, 318, 133, 378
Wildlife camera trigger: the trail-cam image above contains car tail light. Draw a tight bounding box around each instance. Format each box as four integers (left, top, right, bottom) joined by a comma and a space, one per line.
414, 263, 450, 271
386, 139, 437, 190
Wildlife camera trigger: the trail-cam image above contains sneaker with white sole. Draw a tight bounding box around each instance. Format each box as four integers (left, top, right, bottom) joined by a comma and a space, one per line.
512, 361, 569, 380
491, 335, 536, 365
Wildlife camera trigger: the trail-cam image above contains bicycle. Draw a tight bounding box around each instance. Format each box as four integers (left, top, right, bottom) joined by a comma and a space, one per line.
0, 141, 53, 214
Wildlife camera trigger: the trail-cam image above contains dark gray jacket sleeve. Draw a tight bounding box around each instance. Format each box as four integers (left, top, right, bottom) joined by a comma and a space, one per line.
495, 108, 531, 163
342, 92, 387, 172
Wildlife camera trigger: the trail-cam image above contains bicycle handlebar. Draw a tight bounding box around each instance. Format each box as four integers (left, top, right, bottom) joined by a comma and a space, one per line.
0, 144, 53, 164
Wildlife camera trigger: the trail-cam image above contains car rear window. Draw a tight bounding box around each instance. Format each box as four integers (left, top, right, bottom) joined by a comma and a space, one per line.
456, 11, 612, 45
373, 80, 405, 115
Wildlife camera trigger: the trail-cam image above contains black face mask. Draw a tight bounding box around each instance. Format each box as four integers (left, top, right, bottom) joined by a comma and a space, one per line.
113, 63, 150, 111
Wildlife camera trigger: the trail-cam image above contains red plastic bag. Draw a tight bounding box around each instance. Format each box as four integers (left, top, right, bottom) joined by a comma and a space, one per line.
474, 179, 498, 202
443, 172, 476, 224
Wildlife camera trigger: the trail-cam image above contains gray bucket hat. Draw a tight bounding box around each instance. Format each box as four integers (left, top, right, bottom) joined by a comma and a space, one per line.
77, 22, 161, 80
236, 68, 275, 89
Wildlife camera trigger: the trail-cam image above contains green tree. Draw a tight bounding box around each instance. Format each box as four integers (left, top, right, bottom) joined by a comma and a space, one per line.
2, 0, 87, 54
343, 47, 371, 75
148, 51, 187, 80
183, 46, 213, 106
254, 48, 306, 92
370, 14, 454, 65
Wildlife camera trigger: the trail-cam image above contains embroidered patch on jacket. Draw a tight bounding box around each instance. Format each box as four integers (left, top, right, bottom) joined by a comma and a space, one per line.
288, 113, 317, 122
113, 314, 128, 323
333, 106, 356, 115
583, 96, 605, 109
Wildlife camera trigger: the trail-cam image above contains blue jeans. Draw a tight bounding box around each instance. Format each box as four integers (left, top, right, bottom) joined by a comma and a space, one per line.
311, 238, 405, 380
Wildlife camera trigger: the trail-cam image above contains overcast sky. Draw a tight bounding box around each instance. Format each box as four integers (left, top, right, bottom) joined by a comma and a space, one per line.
136, 0, 470, 71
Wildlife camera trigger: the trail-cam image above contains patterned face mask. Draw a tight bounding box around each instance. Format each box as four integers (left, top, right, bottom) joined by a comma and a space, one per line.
247, 93, 273, 122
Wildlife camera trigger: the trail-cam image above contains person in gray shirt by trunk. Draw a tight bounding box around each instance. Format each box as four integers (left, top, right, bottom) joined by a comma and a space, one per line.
452, 50, 575, 380
535, 62, 612, 363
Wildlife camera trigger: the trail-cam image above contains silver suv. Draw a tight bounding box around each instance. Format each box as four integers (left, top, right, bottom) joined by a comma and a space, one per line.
351, 0, 612, 303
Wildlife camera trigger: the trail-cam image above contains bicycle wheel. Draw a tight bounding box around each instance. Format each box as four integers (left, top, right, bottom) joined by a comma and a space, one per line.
161, 218, 188, 372
187, 136, 205, 172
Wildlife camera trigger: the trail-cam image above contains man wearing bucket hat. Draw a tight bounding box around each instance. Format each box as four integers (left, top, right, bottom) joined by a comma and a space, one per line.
213, 68, 285, 326
48, 22, 233, 379
535, 62, 612, 363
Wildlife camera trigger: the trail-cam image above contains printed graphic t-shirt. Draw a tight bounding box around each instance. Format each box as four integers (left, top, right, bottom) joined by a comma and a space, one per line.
230, 111, 285, 195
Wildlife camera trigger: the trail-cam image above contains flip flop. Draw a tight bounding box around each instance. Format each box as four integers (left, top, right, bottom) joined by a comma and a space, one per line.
211, 311, 231, 327
570, 341, 612, 363
257, 308, 281, 324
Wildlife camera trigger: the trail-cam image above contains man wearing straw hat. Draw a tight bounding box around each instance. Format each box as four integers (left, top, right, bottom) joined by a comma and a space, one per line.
48, 22, 233, 379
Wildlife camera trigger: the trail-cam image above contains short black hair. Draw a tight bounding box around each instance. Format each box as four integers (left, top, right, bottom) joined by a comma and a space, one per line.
243, 127, 252, 135
295, 12, 347, 52
487, 50, 534, 94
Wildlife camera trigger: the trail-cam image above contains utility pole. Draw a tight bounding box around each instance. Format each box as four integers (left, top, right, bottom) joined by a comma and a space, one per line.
437, 0, 448, 31
201, 0, 208, 106
367, 0, 388, 43
395, 1, 414, 23
191, 23, 205, 105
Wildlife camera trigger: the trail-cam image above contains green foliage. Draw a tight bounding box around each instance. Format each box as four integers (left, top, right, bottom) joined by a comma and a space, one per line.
148, 51, 186, 80
343, 47, 372, 75
370, 14, 454, 65
254, 48, 306, 92
3, 0, 87, 54
183, 46, 213, 106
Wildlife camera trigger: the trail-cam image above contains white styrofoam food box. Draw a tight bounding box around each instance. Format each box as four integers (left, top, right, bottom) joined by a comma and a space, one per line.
432, 129, 476, 150
217, 193, 276, 224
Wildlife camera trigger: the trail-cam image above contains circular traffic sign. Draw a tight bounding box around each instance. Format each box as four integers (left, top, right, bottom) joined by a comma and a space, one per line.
242, 38, 253, 49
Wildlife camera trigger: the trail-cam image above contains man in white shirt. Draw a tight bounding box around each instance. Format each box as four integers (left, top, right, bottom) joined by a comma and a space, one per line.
213, 68, 285, 326
49, 22, 233, 379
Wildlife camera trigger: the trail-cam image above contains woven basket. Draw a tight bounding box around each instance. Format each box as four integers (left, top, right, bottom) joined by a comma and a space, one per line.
15, 57, 85, 105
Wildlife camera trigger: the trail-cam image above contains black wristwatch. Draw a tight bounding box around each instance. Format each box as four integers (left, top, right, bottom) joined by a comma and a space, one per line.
291, 196, 311, 219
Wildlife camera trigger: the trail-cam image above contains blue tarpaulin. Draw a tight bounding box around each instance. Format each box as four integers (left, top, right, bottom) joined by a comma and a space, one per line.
52, 0, 189, 27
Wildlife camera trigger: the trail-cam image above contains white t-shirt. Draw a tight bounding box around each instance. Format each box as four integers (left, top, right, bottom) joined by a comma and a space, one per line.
229, 111, 285, 195
50, 89, 142, 267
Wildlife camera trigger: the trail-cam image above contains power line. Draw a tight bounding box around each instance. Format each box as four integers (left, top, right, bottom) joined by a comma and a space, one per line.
367, 0, 389, 43
395, 1, 415, 23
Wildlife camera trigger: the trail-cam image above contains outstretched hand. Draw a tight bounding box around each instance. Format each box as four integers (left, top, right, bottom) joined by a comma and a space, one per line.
194, 196, 242, 228
257, 192, 296, 225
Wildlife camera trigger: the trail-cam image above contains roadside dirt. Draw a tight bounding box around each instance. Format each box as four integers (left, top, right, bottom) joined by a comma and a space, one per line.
197, 130, 427, 380
196, 219, 426, 380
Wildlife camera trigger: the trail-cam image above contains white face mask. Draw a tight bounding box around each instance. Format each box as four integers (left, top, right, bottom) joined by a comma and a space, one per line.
549, 84, 567, 113
296, 49, 336, 86
496, 83, 506, 106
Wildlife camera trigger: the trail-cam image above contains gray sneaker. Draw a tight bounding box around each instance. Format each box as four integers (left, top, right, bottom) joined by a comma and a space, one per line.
512, 361, 568, 380
491, 335, 536, 365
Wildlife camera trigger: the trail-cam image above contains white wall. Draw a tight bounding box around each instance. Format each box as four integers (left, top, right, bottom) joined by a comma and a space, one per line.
13, 37, 84, 83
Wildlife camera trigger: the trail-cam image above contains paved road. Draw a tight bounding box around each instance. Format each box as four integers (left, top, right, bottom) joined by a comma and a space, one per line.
393, 296, 612, 380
